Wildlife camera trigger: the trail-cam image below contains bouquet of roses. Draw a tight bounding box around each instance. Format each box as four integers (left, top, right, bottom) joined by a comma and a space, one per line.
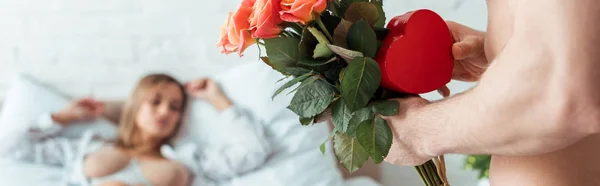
218, 0, 454, 185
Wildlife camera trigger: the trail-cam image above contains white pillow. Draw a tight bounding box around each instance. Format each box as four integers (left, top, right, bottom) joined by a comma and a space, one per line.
0, 73, 117, 153
181, 62, 344, 186
182, 61, 324, 153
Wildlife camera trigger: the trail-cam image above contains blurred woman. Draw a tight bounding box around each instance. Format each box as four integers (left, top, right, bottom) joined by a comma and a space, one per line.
1, 74, 191, 186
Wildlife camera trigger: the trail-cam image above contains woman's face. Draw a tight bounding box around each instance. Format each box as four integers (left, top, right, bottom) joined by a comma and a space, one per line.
135, 83, 184, 140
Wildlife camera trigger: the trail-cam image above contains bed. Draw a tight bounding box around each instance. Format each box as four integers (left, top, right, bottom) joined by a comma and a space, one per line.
0, 62, 382, 186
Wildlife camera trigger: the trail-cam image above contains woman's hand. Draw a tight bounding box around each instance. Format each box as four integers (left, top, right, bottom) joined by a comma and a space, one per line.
185, 78, 232, 111
52, 98, 104, 125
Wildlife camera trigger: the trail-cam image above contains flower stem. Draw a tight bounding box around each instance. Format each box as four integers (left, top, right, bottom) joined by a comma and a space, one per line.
430, 163, 443, 185
414, 166, 427, 185
314, 14, 334, 42
415, 160, 444, 186
417, 165, 432, 186
427, 161, 442, 185
422, 165, 431, 186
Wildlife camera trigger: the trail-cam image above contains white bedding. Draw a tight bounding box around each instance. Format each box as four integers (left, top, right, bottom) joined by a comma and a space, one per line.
0, 62, 382, 186
0, 158, 380, 186
0, 159, 63, 186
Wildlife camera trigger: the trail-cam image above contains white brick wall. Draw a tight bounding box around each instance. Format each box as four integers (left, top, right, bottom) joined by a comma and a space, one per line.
0, 0, 263, 100
0, 0, 488, 185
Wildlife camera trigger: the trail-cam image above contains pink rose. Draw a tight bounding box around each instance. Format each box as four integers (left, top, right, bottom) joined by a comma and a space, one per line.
280, 0, 328, 25
217, 0, 256, 56
250, 0, 284, 38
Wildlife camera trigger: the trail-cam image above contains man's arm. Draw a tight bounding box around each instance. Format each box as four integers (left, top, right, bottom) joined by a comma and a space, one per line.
394, 0, 600, 159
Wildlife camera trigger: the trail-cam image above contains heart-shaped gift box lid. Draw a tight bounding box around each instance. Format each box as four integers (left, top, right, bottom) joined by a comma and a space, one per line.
375, 9, 454, 94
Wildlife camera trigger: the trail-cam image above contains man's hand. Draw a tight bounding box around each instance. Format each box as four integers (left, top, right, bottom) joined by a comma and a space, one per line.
383, 97, 437, 166
447, 21, 488, 82
437, 21, 488, 97
383, 21, 487, 165
52, 98, 104, 125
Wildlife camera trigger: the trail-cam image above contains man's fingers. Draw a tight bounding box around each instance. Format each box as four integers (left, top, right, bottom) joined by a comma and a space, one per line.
452, 42, 472, 60
437, 86, 451, 98
452, 38, 481, 60
445, 21, 461, 41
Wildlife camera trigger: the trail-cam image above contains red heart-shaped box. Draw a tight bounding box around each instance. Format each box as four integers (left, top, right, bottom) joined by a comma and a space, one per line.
375, 9, 454, 94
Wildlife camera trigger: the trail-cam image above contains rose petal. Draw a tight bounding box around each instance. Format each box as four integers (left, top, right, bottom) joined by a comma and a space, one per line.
280, 3, 313, 24
313, 0, 328, 13
238, 30, 255, 56
252, 0, 283, 38
280, 12, 306, 24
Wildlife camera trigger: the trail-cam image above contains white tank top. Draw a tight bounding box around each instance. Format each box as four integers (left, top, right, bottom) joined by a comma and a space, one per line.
89, 159, 153, 186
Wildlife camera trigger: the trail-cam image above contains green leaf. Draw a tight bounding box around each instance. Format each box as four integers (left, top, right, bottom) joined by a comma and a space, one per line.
272, 73, 314, 100
298, 27, 334, 64
299, 27, 318, 58
347, 107, 374, 136
276, 76, 289, 83
371, 0, 386, 28
298, 56, 335, 66
286, 75, 320, 95
356, 117, 392, 164
300, 117, 314, 126
334, 133, 370, 173
287, 79, 336, 118
322, 61, 345, 84
264, 37, 300, 70
308, 27, 330, 45
261, 57, 310, 76
341, 57, 381, 111
347, 19, 378, 58
332, 99, 354, 132
356, 119, 381, 163
307, 27, 333, 59
344, 2, 379, 26
313, 43, 333, 59
304, 59, 341, 76
370, 100, 399, 116
326, 44, 363, 63
327, 1, 340, 17
287, 22, 304, 36
260, 56, 276, 69
340, 0, 369, 16
321, 129, 337, 155
339, 68, 346, 83
333, 19, 353, 48
283, 67, 312, 77
374, 118, 393, 157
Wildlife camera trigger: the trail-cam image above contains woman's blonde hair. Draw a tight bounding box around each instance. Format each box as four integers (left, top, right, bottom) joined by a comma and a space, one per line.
115, 73, 187, 149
